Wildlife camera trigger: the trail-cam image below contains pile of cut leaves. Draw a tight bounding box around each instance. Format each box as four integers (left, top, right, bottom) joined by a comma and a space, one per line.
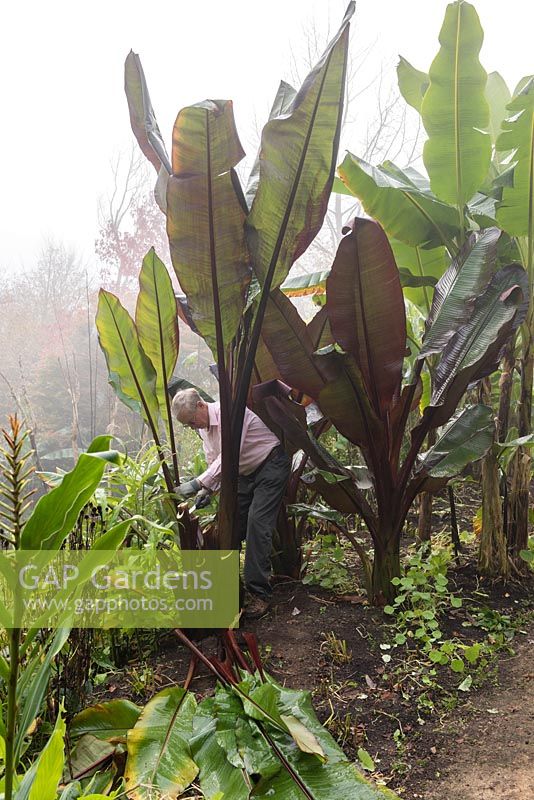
61, 632, 399, 799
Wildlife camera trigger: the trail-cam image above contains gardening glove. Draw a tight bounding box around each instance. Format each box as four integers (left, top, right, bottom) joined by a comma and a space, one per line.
176, 478, 201, 498
193, 488, 212, 509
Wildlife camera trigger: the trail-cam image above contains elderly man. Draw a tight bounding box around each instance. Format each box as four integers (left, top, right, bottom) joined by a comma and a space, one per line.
172, 388, 291, 618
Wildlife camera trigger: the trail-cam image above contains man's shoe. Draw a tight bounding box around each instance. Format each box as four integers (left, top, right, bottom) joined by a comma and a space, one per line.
244, 594, 271, 619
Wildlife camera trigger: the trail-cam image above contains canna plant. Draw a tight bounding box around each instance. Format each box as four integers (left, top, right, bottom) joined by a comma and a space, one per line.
0, 416, 131, 799
334, 0, 534, 575
253, 220, 527, 603
122, 3, 355, 551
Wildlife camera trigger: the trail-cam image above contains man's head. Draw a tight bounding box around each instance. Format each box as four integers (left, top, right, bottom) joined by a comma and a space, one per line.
171, 388, 210, 429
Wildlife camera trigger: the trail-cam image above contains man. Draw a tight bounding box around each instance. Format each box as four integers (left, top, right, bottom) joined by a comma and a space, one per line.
171, 388, 291, 618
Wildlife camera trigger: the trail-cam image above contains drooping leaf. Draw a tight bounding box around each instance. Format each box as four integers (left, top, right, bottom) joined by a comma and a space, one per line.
427, 264, 528, 427
496, 77, 534, 239
135, 248, 179, 441
417, 404, 495, 489
397, 56, 429, 113
21, 437, 121, 550
337, 154, 459, 251
63, 735, 115, 783
325, 218, 406, 417
96, 290, 160, 426
246, 80, 297, 209
420, 228, 501, 357
70, 700, 141, 742
281, 269, 330, 297
421, 1, 491, 210
247, 2, 354, 291
167, 100, 251, 356
124, 687, 198, 800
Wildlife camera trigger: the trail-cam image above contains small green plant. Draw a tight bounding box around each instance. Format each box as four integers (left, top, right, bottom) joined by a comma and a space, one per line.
302, 533, 355, 593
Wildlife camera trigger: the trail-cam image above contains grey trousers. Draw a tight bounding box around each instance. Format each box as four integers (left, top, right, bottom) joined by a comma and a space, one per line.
238, 447, 291, 599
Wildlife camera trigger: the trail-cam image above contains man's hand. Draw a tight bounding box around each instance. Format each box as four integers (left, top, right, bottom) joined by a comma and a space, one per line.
176, 478, 201, 498
193, 488, 212, 509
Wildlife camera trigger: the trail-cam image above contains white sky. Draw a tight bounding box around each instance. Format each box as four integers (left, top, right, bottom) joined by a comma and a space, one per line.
0, 0, 532, 275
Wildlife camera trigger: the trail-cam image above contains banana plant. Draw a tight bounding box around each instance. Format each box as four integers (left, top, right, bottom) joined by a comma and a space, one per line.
123, 3, 355, 549
335, 0, 533, 573
0, 417, 131, 800
63, 631, 400, 799
96, 248, 201, 548
253, 219, 527, 602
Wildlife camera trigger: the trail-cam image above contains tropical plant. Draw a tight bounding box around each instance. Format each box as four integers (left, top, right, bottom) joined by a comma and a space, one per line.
335, 0, 534, 575
62, 631, 400, 799
122, 4, 355, 552
253, 220, 527, 602
0, 416, 131, 799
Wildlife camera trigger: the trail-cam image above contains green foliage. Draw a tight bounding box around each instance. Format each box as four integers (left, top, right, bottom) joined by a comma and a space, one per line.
302, 533, 355, 594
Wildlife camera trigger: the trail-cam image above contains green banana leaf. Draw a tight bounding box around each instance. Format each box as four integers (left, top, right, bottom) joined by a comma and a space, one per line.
396, 56, 429, 113
63, 735, 115, 783
124, 687, 198, 800
96, 290, 160, 428
247, 2, 354, 292
416, 404, 494, 492
124, 51, 171, 213
281, 269, 330, 297
428, 264, 528, 427
15, 711, 66, 800
486, 71, 511, 147
167, 99, 251, 357
20, 436, 121, 550
337, 155, 458, 252
421, 1, 491, 211
246, 80, 297, 209
135, 248, 179, 447
325, 218, 406, 417
70, 700, 141, 742
496, 77, 534, 241
191, 697, 252, 800
390, 239, 447, 313
420, 228, 501, 358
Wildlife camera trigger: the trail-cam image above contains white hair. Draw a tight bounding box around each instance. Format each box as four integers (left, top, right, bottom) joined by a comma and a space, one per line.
171, 388, 202, 422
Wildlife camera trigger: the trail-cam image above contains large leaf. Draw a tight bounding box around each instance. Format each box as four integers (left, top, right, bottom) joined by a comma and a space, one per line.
390, 239, 448, 312
167, 100, 251, 356
486, 71, 511, 147
260, 289, 328, 399
420, 227, 501, 357
281, 269, 330, 297
124, 687, 198, 800
191, 698, 251, 800
496, 77, 534, 240
135, 248, 179, 442
245, 80, 297, 209
325, 218, 406, 416
419, 404, 494, 477
397, 56, 429, 113
20, 436, 121, 550
96, 290, 160, 426
70, 700, 141, 742
124, 51, 171, 213
337, 154, 459, 251
246, 2, 354, 291
421, 1, 491, 210
427, 264, 528, 427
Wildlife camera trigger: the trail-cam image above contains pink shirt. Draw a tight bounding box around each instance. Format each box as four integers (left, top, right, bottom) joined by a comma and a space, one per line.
197, 402, 280, 491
